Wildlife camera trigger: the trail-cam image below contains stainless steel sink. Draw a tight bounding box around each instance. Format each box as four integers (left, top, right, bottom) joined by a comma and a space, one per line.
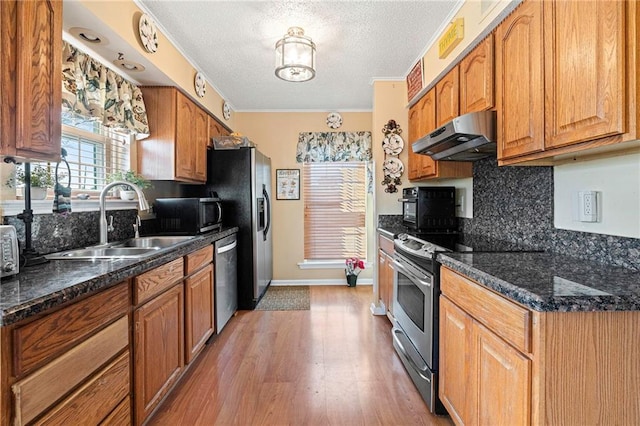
46, 247, 161, 260
114, 236, 195, 249
46, 236, 196, 260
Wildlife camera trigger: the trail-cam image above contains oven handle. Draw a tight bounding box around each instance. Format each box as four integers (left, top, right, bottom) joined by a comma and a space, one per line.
398, 198, 416, 203
392, 327, 431, 381
392, 259, 432, 288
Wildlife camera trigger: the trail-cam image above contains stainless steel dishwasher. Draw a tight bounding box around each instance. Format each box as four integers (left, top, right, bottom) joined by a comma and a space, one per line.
214, 234, 237, 332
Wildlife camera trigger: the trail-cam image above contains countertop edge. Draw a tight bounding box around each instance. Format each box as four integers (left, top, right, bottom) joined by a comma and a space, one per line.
437, 253, 640, 313
0, 227, 239, 326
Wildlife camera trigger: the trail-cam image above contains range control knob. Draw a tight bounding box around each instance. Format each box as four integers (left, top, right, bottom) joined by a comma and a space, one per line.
3, 262, 15, 273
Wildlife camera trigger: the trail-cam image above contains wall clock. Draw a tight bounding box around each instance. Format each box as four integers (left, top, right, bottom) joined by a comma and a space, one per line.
194, 72, 206, 98
326, 112, 342, 129
222, 101, 231, 120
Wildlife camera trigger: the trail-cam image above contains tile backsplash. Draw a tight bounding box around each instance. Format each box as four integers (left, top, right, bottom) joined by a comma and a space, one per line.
379, 158, 639, 271
4, 210, 138, 255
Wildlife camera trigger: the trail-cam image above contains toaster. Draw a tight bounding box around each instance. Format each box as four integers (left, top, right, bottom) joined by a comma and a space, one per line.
0, 225, 19, 278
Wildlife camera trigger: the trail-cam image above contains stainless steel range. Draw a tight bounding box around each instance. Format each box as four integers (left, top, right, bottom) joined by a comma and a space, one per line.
391, 231, 537, 414
392, 233, 453, 415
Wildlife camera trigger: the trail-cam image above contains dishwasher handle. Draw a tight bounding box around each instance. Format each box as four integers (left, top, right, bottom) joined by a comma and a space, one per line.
217, 240, 237, 254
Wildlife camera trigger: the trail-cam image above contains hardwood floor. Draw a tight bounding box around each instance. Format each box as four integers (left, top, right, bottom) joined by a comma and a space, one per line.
149, 286, 453, 425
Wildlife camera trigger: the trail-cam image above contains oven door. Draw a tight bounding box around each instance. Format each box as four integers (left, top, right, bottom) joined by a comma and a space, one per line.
401, 198, 417, 227
392, 253, 434, 367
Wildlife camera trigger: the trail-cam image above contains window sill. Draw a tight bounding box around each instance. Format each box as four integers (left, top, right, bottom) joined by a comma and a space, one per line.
1, 199, 139, 216
297, 260, 372, 270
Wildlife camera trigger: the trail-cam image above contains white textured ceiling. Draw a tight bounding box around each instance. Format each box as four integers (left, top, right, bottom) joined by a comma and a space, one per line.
135, 0, 462, 111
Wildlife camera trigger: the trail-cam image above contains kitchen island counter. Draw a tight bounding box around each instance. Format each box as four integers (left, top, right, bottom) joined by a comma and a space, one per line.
0, 227, 238, 326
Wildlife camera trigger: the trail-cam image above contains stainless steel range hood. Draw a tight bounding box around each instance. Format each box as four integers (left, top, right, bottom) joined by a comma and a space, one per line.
412, 110, 497, 161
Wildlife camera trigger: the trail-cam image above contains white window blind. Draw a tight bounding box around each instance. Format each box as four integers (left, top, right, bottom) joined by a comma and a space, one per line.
303, 162, 367, 260
15, 124, 131, 193
60, 125, 129, 190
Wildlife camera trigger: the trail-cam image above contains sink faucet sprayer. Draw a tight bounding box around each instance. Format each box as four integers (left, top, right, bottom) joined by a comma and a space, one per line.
99, 181, 150, 246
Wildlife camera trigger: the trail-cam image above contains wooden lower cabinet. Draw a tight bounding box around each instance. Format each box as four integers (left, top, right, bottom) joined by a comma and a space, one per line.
475, 321, 530, 426
185, 263, 215, 363
440, 266, 640, 425
134, 284, 184, 426
377, 235, 395, 317
439, 297, 474, 425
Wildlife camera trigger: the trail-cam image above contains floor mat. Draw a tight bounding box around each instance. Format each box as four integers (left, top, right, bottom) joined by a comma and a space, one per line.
255, 286, 310, 311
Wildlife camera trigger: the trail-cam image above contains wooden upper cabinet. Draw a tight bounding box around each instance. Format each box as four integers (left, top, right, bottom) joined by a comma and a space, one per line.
1, 0, 62, 162
436, 66, 460, 127
407, 88, 472, 181
139, 87, 208, 183
543, 0, 626, 149
417, 89, 437, 177
407, 103, 421, 180
495, 0, 545, 160
460, 34, 494, 114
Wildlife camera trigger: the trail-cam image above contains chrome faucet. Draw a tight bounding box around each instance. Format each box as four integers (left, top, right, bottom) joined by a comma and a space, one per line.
99, 181, 150, 246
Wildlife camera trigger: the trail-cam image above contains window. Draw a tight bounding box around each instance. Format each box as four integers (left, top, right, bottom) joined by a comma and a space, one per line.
13, 121, 131, 193
60, 124, 130, 191
303, 162, 367, 260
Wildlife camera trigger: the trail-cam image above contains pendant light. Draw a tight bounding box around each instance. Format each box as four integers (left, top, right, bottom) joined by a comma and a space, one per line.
275, 27, 316, 82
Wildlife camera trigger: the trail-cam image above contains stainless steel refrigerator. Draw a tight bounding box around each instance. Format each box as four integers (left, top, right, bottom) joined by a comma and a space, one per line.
207, 147, 272, 309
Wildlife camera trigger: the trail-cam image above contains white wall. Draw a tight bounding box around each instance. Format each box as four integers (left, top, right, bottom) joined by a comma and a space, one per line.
554, 154, 640, 238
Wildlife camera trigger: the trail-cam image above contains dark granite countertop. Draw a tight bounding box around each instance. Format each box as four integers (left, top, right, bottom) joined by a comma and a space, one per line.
437, 252, 640, 312
0, 227, 238, 326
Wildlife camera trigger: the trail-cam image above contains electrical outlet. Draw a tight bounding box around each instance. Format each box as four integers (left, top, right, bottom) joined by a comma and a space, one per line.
579, 191, 598, 222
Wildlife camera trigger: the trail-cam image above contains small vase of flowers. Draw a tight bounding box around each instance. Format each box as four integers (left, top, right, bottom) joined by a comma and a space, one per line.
345, 257, 365, 287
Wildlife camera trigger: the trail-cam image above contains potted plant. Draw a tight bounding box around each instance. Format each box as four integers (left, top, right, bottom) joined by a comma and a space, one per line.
5, 165, 55, 200
106, 170, 151, 200
345, 257, 365, 287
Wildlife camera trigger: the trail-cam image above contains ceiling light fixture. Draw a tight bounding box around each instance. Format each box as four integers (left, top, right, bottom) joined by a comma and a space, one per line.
275, 26, 316, 82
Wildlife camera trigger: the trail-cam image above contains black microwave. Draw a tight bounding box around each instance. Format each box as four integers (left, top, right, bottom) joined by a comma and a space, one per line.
400, 187, 457, 231
154, 197, 222, 235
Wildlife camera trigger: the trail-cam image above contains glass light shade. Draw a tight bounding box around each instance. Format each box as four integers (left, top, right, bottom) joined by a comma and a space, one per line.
275, 27, 316, 82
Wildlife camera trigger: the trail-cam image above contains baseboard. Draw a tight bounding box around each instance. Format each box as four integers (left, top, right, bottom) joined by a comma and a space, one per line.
271, 279, 373, 286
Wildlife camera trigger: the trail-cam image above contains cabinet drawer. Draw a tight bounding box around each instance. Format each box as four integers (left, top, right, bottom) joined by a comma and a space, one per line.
185, 245, 213, 275
12, 316, 129, 425
35, 351, 130, 425
13, 281, 129, 377
440, 267, 531, 353
378, 234, 394, 255
134, 258, 184, 305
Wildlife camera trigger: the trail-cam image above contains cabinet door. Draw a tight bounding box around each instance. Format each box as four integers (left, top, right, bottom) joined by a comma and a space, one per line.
418, 88, 437, 177
475, 322, 531, 426
175, 92, 197, 180
134, 284, 184, 426
544, 0, 625, 149
185, 264, 214, 364
407, 103, 421, 180
495, 0, 544, 160
436, 66, 459, 127
439, 296, 475, 425
460, 34, 494, 114
384, 252, 394, 316
377, 249, 388, 310
193, 106, 208, 182
5, 0, 61, 161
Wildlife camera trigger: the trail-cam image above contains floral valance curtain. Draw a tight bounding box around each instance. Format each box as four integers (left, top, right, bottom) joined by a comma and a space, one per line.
61, 41, 150, 139
296, 132, 372, 163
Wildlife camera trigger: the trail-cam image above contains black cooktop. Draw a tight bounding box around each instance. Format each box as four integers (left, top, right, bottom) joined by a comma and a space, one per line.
392, 227, 540, 253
